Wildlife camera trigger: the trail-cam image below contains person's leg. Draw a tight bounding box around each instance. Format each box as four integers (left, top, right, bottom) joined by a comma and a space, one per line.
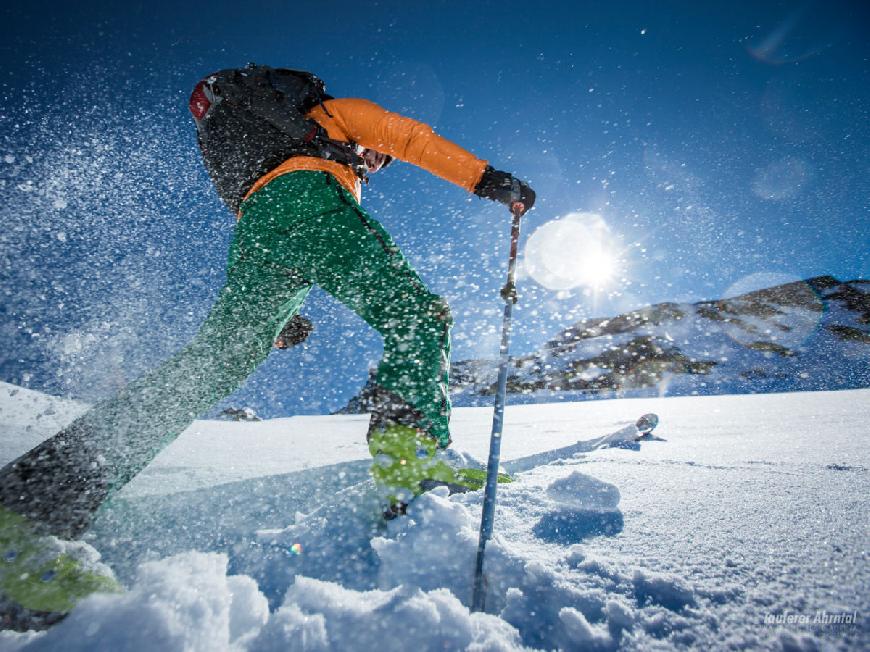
240, 173, 453, 447
0, 223, 311, 539
238, 173, 457, 510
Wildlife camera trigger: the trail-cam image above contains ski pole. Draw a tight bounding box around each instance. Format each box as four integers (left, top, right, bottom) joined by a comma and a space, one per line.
472, 185, 524, 612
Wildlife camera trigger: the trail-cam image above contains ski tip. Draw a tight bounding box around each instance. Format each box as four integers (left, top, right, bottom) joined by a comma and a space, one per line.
635, 413, 659, 435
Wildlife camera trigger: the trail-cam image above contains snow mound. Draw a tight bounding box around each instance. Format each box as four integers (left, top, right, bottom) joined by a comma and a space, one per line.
373, 487, 479, 594
632, 569, 697, 611
545, 471, 621, 511
15, 552, 268, 652
371, 484, 634, 650
558, 607, 613, 650
7, 550, 521, 652
253, 577, 523, 652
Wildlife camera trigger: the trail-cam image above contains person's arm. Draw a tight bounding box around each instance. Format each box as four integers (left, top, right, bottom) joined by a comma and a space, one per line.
322, 98, 487, 192
314, 98, 535, 213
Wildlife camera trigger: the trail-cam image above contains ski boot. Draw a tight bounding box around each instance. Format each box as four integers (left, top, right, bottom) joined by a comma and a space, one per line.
369, 424, 458, 518
0, 505, 120, 630
368, 425, 511, 518
635, 413, 660, 439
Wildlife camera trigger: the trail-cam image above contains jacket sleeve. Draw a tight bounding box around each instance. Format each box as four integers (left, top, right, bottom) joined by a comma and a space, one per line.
321, 98, 488, 193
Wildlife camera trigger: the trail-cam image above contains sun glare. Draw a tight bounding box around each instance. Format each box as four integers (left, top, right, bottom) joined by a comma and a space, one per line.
523, 212, 619, 290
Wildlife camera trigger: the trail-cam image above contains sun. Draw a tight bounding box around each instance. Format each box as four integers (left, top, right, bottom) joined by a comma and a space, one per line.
574, 244, 617, 287
523, 212, 619, 290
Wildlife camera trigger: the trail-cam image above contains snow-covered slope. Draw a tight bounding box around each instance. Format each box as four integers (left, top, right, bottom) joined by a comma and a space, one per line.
0, 382, 867, 650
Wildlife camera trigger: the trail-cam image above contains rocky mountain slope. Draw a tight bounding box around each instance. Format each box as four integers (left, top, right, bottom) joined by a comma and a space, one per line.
343, 276, 869, 412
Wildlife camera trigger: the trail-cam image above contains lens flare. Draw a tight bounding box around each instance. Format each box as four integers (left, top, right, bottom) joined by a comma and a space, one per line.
523, 212, 619, 290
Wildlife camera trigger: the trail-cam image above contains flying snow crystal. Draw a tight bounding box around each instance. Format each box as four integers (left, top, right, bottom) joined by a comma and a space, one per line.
523, 211, 619, 290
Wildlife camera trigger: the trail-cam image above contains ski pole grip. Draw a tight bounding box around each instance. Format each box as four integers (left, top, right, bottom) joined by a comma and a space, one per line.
509, 178, 524, 217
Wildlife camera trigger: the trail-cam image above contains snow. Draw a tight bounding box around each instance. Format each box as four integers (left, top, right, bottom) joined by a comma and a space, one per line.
10, 553, 268, 652
253, 577, 522, 651
0, 382, 868, 650
545, 472, 621, 511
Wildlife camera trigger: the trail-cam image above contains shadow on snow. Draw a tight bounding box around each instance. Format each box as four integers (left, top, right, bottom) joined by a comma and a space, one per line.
89, 459, 383, 607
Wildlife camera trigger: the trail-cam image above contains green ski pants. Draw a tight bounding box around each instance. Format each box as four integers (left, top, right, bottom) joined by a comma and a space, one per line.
232, 171, 453, 444
0, 172, 452, 536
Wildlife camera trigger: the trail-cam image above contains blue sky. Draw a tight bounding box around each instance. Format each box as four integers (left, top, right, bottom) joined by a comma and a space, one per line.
1, 0, 867, 417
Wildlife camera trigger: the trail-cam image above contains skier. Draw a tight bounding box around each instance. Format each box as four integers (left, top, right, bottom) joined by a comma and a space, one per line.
0, 64, 534, 621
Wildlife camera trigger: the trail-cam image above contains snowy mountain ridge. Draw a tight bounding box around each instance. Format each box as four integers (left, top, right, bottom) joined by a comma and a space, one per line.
340, 275, 869, 414
452, 275, 869, 403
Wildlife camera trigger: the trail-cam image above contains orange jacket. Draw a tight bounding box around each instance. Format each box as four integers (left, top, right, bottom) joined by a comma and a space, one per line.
243, 98, 488, 204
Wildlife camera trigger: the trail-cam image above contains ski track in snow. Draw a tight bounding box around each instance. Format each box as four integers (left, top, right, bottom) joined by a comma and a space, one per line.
0, 382, 867, 651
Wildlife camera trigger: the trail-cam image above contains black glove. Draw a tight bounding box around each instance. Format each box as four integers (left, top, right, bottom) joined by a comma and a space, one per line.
473, 166, 535, 215
275, 315, 314, 349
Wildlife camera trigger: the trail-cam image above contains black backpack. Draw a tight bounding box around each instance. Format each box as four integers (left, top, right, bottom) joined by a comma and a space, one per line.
189, 64, 366, 212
